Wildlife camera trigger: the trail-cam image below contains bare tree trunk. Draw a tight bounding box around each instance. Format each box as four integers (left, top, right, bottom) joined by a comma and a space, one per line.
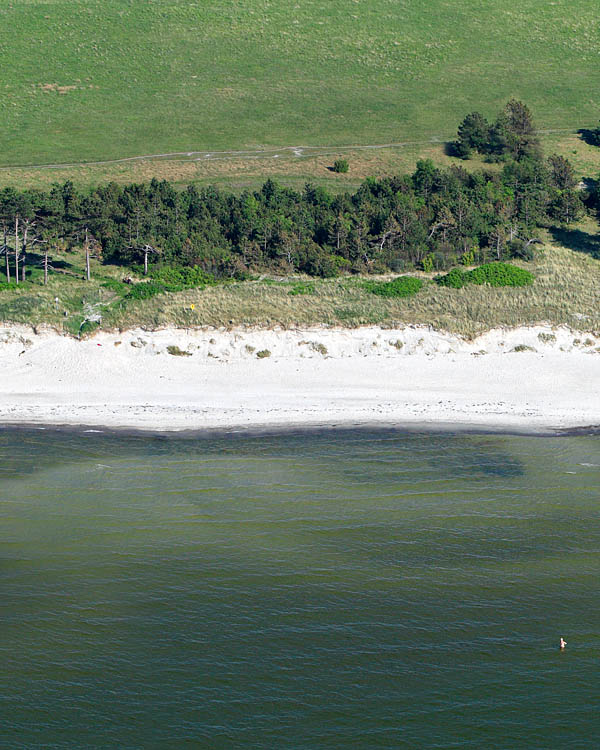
144, 247, 148, 275
14, 216, 19, 285
44, 248, 49, 285
21, 224, 28, 283
85, 227, 91, 281
3, 226, 9, 283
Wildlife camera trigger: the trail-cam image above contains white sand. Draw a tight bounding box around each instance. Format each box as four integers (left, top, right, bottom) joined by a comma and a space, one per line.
0, 324, 599, 432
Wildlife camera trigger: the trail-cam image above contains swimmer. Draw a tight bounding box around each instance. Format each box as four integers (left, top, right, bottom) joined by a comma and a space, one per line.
560, 637, 567, 650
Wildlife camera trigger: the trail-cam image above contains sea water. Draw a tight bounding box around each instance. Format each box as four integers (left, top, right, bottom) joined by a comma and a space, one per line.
1, 427, 599, 749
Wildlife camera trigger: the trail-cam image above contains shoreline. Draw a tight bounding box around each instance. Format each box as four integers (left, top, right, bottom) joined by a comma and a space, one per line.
0, 419, 577, 439
1, 323, 600, 435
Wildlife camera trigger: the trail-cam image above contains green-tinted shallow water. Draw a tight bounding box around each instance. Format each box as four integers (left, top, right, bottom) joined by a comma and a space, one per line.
1, 427, 599, 749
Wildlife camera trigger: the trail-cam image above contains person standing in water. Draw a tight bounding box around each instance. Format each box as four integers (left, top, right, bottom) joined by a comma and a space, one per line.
560, 637, 567, 649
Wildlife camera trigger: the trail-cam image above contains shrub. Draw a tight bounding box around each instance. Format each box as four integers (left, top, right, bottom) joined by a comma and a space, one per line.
364, 276, 423, 298
466, 262, 534, 287
79, 319, 100, 337
332, 159, 349, 173
508, 240, 535, 262
125, 267, 215, 301
289, 281, 315, 296
538, 332, 556, 344
512, 344, 536, 352
101, 278, 128, 293
125, 281, 166, 300
167, 345, 192, 356
149, 266, 213, 288
331, 255, 351, 271
308, 341, 327, 356
256, 349, 271, 358
435, 268, 467, 288
436, 262, 534, 289
422, 253, 435, 273
460, 249, 476, 266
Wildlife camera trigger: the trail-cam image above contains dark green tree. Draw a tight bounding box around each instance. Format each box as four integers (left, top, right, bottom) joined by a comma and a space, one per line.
547, 154, 582, 225
454, 112, 490, 158
501, 99, 541, 160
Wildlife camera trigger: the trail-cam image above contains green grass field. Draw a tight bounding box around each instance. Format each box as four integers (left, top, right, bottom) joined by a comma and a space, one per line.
1, 0, 599, 169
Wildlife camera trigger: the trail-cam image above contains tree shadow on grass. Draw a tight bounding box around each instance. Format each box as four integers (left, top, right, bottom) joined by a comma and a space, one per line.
549, 226, 600, 259
25, 250, 76, 271
443, 141, 461, 158
577, 128, 600, 148
581, 177, 597, 197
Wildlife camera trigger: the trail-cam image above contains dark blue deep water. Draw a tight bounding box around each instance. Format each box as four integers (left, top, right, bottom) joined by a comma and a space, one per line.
1, 427, 599, 748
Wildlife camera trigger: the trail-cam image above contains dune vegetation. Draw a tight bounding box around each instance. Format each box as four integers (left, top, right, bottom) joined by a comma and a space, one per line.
1, 238, 599, 340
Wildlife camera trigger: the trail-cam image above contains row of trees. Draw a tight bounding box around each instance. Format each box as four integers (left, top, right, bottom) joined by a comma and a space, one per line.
0, 109, 589, 283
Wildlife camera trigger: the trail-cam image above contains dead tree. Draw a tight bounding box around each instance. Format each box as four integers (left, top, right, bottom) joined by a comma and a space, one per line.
20, 218, 34, 283
85, 227, 91, 281
43, 244, 50, 285
1, 225, 9, 282
15, 218, 42, 284
14, 216, 19, 284
82, 228, 102, 281
30, 237, 50, 285
127, 243, 159, 275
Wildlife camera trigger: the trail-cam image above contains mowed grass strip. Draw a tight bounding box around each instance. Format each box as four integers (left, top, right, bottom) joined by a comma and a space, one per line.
0, 140, 495, 191
1, 134, 598, 193
1, 0, 599, 166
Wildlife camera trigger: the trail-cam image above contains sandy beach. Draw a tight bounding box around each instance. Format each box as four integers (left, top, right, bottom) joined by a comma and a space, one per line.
0, 323, 599, 433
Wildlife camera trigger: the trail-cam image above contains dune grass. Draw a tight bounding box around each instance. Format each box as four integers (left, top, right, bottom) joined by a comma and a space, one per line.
1, 0, 599, 171
105, 244, 600, 338
2, 235, 599, 339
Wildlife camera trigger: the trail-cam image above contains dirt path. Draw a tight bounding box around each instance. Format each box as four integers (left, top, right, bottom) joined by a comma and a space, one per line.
0, 129, 581, 172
